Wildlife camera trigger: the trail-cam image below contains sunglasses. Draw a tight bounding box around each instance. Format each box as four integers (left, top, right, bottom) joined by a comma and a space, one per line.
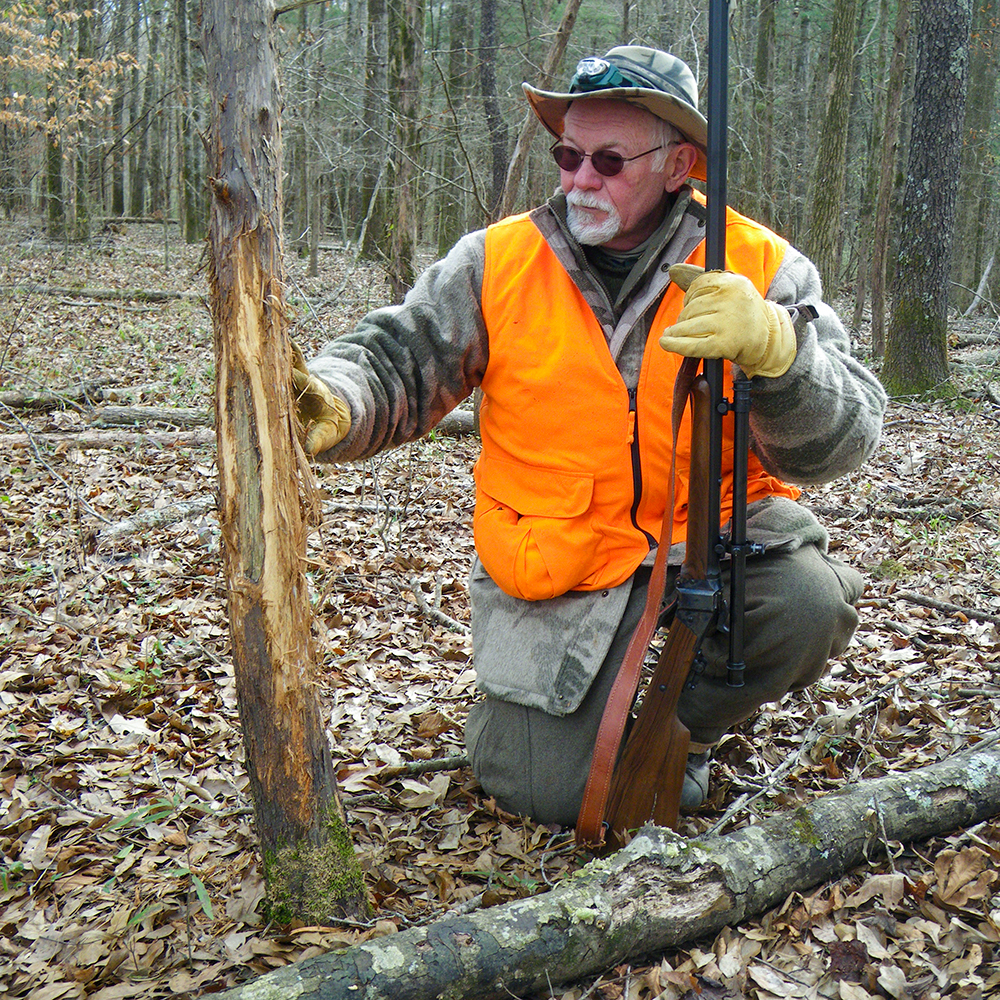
550, 142, 665, 178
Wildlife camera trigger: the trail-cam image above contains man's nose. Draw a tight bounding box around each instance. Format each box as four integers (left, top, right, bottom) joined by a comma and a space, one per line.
572, 157, 605, 189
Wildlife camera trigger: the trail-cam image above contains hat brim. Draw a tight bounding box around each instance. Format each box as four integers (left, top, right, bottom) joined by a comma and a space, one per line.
523, 82, 708, 182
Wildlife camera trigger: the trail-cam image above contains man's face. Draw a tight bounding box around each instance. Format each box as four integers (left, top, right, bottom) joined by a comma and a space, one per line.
559, 100, 694, 252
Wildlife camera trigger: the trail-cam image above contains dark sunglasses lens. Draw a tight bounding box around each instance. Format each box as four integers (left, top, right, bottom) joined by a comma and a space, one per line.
551, 145, 626, 177
551, 145, 583, 171
590, 151, 625, 176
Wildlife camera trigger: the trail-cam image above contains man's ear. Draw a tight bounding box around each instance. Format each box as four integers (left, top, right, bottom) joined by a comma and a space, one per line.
664, 144, 698, 192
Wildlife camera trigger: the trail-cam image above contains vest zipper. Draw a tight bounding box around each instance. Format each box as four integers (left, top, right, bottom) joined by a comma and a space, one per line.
628, 385, 657, 547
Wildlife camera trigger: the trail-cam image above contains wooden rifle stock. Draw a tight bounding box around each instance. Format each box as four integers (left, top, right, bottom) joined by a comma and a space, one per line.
603, 374, 719, 847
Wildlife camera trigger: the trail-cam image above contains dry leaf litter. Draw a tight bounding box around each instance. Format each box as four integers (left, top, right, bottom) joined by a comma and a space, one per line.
0, 224, 998, 999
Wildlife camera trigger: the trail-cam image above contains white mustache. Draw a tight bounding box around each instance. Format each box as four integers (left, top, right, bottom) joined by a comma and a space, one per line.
566, 190, 616, 214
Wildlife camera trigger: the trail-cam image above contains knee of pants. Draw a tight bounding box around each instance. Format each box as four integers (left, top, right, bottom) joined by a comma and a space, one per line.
678, 547, 863, 742
465, 698, 590, 827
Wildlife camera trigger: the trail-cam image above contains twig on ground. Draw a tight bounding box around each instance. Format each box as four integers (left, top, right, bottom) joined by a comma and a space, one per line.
896, 591, 1000, 627
404, 576, 469, 633
377, 754, 470, 780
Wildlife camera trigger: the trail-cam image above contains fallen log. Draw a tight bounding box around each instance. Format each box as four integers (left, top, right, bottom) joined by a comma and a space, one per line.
97, 496, 218, 545
0, 429, 215, 450
0, 283, 200, 302
90, 405, 213, 428
216, 738, 1000, 1000
0, 379, 111, 411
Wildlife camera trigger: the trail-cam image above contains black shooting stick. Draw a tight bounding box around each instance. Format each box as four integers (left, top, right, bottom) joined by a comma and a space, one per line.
705, 0, 749, 687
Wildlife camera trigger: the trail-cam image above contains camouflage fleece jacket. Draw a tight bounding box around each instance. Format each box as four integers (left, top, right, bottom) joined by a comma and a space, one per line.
307, 187, 887, 716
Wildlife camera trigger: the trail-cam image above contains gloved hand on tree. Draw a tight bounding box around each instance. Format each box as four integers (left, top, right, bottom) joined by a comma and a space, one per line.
291, 342, 351, 455
659, 263, 797, 379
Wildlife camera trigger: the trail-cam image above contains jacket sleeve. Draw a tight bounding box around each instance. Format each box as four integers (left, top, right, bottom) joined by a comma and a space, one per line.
748, 245, 887, 484
305, 231, 490, 462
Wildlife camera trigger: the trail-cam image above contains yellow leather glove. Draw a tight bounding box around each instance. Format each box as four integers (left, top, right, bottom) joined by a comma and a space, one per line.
659, 263, 797, 379
291, 341, 351, 455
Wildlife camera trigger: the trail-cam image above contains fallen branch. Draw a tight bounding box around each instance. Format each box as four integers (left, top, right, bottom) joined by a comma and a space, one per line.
377, 754, 470, 780
0, 282, 201, 302
896, 590, 1000, 628
97, 496, 218, 546
807, 501, 997, 531
90, 405, 213, 428
217, 738, 1000, 1000
0, 429, 215, 450
0, 379, 112, 411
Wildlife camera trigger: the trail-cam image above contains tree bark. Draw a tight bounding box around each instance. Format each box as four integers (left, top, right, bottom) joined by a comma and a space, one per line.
750, 0, 777, 228
951, 0, 999, 313
497, 0, 583, 220
804, 0, 861, 294
203, 0, 368, 924
359, 0, 388, 261
869, 0, 910, 356
215, 739, 1000, 1000
882, 0, 973, 395
479, 0, 507, 222
386, 0, 424, 300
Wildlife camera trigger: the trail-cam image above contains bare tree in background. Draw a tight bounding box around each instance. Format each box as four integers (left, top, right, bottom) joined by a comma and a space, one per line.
882, 0, 973, 396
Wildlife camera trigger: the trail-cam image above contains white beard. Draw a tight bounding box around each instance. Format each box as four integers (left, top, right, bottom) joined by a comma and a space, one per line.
566, 190, 622, 246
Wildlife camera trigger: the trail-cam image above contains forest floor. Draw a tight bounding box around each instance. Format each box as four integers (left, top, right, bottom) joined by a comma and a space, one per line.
0, 221, 998, 1000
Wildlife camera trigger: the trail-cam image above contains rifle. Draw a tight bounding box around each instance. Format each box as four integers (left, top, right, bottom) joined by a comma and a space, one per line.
576, 0, 750, 849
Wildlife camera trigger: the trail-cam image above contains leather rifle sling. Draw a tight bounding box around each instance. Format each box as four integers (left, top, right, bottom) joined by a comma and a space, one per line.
575, 355, 701, 846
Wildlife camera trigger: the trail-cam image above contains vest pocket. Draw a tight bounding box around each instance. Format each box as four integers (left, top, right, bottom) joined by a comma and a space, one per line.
473, 457, 600, 601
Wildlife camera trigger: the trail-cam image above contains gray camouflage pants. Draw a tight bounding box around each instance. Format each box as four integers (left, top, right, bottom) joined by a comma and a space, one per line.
464, 542, 864, 826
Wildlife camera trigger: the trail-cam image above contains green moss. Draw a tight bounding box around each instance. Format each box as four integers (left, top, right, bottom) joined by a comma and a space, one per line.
262, 799, 371, 925
792, 807, 822, 848
872, 558, 907, 580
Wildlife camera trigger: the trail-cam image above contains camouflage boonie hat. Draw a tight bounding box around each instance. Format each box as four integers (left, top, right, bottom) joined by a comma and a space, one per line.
523, 46, 708, 180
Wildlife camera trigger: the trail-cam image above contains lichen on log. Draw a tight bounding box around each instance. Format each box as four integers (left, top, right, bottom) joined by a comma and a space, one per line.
216, 738, 1000, 1000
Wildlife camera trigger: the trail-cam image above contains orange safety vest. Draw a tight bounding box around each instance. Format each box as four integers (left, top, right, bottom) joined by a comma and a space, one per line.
474, 208, 800, 601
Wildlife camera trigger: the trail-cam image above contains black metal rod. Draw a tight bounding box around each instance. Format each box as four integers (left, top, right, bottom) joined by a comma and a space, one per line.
703, 0, 729, 590
705, 0, 747, 687
727, 379, 750, 686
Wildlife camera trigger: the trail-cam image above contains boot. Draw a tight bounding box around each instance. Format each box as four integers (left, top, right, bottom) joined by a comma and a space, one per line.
680, 749, 712, 810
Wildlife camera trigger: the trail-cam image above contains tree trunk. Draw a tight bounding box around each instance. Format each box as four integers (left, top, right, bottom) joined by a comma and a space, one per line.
176, 0, 201, 242
851, 0, 889, 330
130, 0, 162, 218
202, 0, 369, 925
479, 0, 507, 222
386, 0, 424, 300
215, 739, 1000, 1000
72, 0, 93, 240
497, 0, 583, 221
870, 0, 911, 357
951, 0, 998, 313
804, 0, 861, 295
359, 0, 388, 261
882, 0, 973, 395
45, 9, 64, 240
752, 0, 777, 229
436, 0, 472, 255
109, 0, 128, 217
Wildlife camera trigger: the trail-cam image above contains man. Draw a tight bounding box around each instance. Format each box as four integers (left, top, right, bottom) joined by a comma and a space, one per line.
293, 47, 887, 827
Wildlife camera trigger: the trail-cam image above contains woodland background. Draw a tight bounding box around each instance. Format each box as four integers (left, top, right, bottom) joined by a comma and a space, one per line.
3, 0, 999, 332
1, 0, 1000, 998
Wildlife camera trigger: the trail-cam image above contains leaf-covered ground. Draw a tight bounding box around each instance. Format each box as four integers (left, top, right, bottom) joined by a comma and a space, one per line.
1, 223, 998, 1000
